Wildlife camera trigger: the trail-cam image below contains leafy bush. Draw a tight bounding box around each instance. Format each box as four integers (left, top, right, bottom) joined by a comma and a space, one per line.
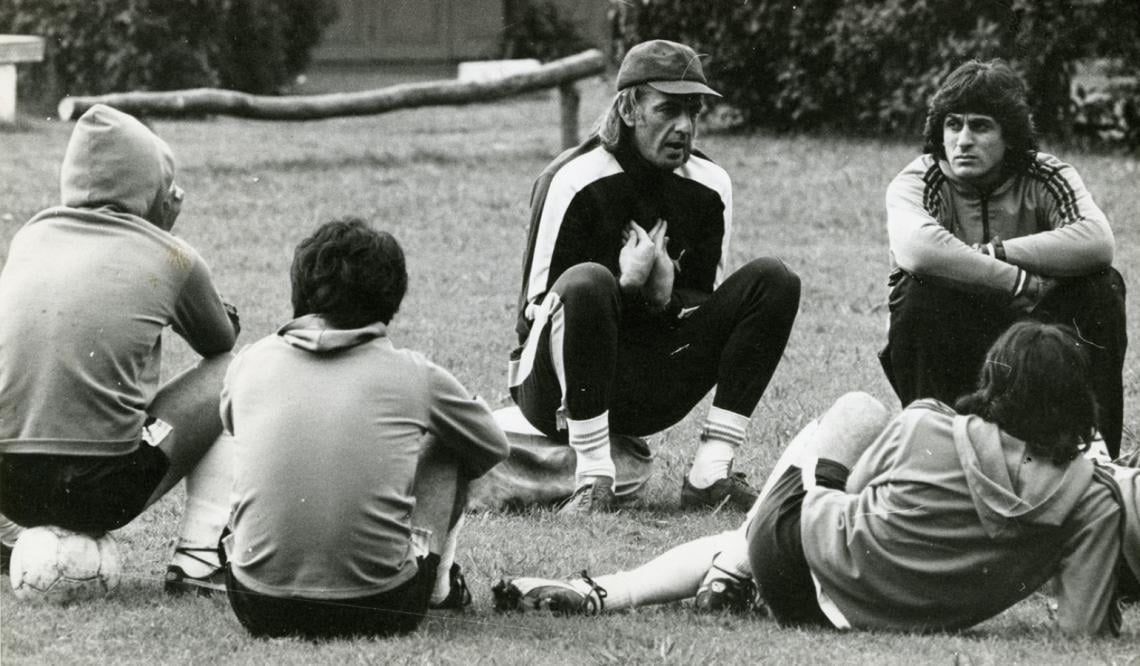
614, 0, 1140, 145
0, 0, 337, 106
500, 0, 596, 62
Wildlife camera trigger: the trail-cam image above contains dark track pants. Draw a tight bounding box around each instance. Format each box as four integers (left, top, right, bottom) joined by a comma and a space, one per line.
879, 268, 1127, 457
510, 258, 801, 439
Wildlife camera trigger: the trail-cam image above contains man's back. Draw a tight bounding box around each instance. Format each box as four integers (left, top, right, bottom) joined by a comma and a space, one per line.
802, 400, 1121, 634
223, 316, 507, 599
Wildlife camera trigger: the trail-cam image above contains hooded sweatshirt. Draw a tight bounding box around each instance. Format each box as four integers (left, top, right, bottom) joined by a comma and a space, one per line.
0, 104, 235, 456
222, 315, 510, 599
802, 399, 1122, 635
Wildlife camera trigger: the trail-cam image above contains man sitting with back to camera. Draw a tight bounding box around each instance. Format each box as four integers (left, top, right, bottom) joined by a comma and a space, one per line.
0, 104, 240, 594
509, 39, 802, 514
221, 219, 510, 639
881, 58, 1127, 458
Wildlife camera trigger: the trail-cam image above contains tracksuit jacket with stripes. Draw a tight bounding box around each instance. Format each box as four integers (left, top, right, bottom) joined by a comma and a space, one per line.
513, 136, 732, 343
885, 152, 1115, 297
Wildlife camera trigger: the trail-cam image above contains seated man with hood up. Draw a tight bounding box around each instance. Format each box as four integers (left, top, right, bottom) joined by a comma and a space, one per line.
0, 104, 240, 594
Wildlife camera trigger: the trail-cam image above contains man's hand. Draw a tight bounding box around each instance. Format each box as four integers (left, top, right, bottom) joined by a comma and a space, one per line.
1009, 273, 1057, 315
618, 221, 655, 291
643, 219, 674, 309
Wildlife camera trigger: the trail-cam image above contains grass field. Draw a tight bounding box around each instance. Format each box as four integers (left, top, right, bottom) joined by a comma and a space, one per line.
1, 73, 1138, 665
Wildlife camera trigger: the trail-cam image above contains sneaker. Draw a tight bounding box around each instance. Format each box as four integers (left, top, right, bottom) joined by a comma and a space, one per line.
492, 571, 606, 615
164, 546, 226, 597
556, 477, 616, 515
429, 563, 473, 611
694, 565, 759, 613
680, 472, 759, 511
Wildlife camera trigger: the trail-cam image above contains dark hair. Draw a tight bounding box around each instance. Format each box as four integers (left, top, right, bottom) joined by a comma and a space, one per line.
290, 218, 407, 327
955, 321, 1097, 465
922, 59, 1037, 176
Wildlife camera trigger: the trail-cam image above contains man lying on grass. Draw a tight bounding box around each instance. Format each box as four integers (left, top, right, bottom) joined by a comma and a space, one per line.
496, 321, 1132, 636
0, 104, 240, 595
509, 39, 801, 515
220, 219, 509, 639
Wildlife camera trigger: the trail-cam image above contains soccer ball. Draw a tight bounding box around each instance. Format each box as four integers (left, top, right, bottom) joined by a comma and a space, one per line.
9, 526, 121, 603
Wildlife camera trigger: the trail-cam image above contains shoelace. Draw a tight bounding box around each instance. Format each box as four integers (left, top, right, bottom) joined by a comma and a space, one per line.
577, 570, 607, 613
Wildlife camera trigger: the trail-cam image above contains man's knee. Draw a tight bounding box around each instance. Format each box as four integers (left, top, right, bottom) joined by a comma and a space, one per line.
734, 257, 801, 307
830, 391, 890, 430
550, 263, 620, 303
412, 438, 467, 534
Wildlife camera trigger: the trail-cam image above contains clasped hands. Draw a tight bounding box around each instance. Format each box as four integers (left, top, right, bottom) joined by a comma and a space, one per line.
619, 219, 673, 311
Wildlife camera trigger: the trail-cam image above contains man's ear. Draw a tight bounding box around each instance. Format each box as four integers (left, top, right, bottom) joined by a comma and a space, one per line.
618, 100, 639, 128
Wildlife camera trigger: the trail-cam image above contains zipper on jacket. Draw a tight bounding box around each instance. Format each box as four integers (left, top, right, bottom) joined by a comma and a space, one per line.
980, 193, 991, 242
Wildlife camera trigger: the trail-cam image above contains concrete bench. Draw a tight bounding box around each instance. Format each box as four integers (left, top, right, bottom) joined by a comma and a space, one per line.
0, 35, 45, 123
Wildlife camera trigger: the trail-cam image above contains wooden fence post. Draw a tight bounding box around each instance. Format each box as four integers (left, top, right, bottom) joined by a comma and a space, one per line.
559, 82, 580, 150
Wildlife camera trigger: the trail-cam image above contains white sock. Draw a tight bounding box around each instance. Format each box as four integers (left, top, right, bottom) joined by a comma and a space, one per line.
688, 406, 749, 488
172, 433, 234, 577
0, 512, 24, 547
594, 531, 735, 611
430, 515, 464, 605
568, 412, 614, 487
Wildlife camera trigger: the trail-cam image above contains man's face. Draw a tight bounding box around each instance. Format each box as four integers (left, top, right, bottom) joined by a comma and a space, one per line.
942, 112, 1008, 188
624, 88, 703, 171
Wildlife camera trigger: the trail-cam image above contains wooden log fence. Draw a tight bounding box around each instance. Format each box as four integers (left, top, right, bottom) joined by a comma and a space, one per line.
58, 49, 606, 149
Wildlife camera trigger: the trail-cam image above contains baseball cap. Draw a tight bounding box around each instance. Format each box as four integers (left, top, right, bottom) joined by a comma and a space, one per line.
616, 39, 720, 97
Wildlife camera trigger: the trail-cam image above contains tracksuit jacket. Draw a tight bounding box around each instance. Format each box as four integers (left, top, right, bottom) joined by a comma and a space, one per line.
886, 152, 1114, 297
514, 136, 732, 342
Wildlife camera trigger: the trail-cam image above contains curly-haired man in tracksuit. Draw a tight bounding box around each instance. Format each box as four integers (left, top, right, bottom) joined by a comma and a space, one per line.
509, 40, 801, 514
881, 58, 1127, 457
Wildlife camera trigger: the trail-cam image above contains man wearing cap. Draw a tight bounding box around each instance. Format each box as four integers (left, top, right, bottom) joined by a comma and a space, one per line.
508, 39, 801, 514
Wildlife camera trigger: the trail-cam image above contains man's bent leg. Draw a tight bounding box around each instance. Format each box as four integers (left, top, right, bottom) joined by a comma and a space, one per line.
511, 264, 622, 509
147, 354, 233, 503
1031, 269, 1127, 458
165, 432, 234, 595
882, 273, 1011, 407
411, 437, 472, 609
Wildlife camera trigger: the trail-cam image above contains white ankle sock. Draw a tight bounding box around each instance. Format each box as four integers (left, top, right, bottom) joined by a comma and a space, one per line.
688, 407, 749, 488
568, 412, 614, 487
172, 433, 234, 577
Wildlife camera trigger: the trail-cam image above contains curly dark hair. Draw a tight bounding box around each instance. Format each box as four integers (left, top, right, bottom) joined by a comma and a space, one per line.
290, 218, 407, 327
955, 321, 1098, 465
922, 59, 1037, 176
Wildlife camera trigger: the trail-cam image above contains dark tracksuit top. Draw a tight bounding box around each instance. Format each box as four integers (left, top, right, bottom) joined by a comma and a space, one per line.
514, 136, 732, 344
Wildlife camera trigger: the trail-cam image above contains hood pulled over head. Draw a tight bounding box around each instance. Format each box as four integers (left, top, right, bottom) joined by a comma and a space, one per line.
60, 104, 175, 220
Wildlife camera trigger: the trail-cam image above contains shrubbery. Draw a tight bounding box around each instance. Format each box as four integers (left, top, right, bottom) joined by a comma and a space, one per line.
614, 0, 1140, 147
500, 0, 596, 62
0, 0, 337, 107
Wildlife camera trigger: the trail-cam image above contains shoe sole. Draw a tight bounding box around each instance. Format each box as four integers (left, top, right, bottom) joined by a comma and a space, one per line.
491, 579, 523, 612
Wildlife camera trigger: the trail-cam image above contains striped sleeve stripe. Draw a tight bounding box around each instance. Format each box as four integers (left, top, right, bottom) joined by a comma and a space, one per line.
921, 162, 945, 217
525, 147, 622, 307
1029, 160, 1081, 226
679, 154, 732, 287
1010, 268, 1029, 297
